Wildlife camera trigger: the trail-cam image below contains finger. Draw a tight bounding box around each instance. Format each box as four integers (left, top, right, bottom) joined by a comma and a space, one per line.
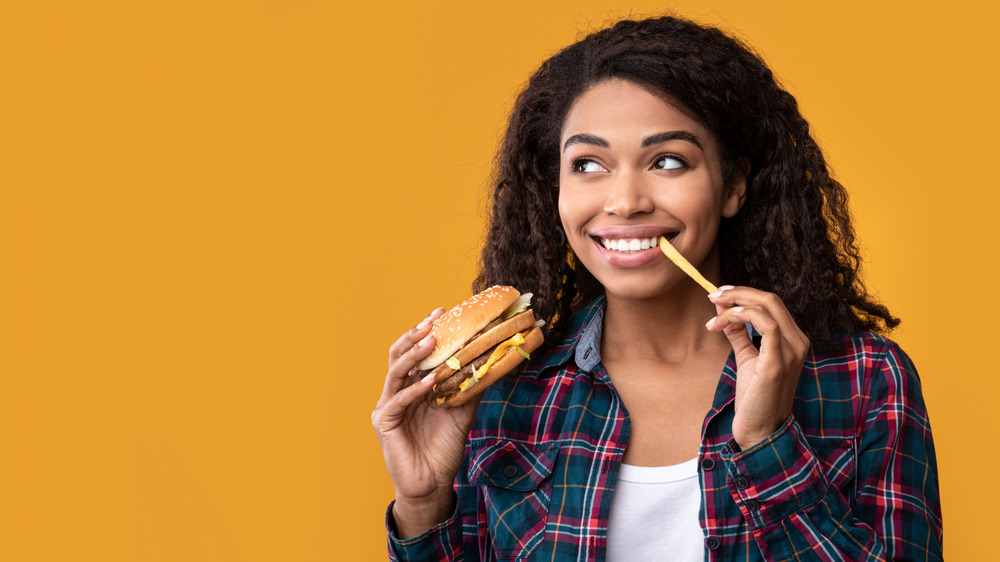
708, 286, 806, 344
381, 333, 437, 402
373, 371, 438, 432
706, 303, 756, 360
710, 305, 795, 374
710, 305, 779, 338
388, 307, 446, 367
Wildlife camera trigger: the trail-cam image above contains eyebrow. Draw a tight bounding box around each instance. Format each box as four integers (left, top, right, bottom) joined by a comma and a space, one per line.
562, 134, 609, 150
562, 130, 703, 151
641, 131, 702, 149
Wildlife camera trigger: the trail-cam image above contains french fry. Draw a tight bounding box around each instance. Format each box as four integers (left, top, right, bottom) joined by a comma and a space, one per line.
658, 236, 718, 294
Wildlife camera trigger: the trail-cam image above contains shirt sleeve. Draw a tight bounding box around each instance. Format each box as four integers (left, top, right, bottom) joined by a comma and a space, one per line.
385, 496, 465, 562
720, 341, 943, 561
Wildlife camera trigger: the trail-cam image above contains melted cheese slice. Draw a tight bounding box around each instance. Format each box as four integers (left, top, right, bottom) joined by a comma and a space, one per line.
458, 332, 527, 393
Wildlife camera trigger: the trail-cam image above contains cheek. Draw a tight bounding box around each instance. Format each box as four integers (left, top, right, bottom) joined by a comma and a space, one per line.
685, 192, 722, 219
556, 191, 577, 237
557, 177, 577, 226
668, 178, 727, 226
557, 186, 594, 252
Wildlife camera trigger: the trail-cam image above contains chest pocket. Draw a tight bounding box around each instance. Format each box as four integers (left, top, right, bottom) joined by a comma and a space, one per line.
468, 440, 560, 560
805, 436, 857, 497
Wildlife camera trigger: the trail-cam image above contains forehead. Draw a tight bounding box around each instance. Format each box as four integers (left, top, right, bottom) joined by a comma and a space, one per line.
560, 79, 711, 147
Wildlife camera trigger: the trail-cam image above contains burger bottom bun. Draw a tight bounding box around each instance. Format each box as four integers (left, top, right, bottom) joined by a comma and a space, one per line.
439, 326, 544, 407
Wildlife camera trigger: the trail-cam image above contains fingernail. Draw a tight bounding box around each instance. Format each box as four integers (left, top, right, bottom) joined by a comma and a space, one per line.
417, 311, 436, 330
706, 316, 716, 328
708, 286, 735, 299
422, 372, 436, 384
732, 306, 744, 313
417, 334, 434, 347
418, 308, 446, 329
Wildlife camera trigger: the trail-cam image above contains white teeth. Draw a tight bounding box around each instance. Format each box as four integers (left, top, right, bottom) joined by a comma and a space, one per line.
600, 236, 663, 253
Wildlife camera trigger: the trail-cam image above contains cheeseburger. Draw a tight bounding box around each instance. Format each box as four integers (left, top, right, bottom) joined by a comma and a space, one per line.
417, 286, 543, 406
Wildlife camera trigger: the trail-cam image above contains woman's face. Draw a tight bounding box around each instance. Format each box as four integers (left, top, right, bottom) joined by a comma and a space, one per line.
558, 79, 744, 302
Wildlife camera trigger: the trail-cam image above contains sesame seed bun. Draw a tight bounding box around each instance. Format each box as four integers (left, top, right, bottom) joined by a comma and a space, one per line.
416, 286, 521, 371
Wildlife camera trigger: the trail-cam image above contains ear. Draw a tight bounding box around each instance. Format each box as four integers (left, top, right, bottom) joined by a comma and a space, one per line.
722, 157, 750, 218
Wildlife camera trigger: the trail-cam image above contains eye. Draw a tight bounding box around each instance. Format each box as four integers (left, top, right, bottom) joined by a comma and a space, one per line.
572, 158, 606, 173
652, 154, 687, 170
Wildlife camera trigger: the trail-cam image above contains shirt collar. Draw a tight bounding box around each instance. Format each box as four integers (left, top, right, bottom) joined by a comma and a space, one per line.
575, 302, 604, 372
535, 293, 754, 374
537, 294, 606, 373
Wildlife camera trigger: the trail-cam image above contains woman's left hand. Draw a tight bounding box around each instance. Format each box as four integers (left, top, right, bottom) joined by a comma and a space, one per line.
705, 286, 810, 451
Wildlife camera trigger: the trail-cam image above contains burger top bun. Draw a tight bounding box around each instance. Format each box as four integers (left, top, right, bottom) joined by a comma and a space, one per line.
416, 286, 521, 371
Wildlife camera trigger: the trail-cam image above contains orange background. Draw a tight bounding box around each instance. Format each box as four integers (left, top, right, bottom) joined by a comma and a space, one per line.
2, 1, 994, 560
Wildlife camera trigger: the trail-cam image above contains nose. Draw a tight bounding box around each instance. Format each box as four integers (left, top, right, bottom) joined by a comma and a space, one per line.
604, 170, 654, 218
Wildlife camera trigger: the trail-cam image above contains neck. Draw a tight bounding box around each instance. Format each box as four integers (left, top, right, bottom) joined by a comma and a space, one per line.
600, 230, 735, 364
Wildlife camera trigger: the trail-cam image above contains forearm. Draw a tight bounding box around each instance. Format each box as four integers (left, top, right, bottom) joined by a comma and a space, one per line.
722, 416, 941, 561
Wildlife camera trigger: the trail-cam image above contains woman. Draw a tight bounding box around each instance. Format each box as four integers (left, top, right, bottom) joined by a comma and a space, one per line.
372, 16, 942, 561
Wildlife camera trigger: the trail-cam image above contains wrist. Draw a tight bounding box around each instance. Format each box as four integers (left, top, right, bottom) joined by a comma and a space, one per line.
733, 415, 791, 451
392, 490, 455, 540
733, 417, 788, 451
734, 431, 771, 451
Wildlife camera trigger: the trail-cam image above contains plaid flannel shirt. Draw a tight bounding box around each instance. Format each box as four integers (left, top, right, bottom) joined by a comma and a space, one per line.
386, 295, 942, 560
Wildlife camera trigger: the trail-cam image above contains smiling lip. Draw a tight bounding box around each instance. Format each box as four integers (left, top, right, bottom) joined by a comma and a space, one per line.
589, 228, 679, 268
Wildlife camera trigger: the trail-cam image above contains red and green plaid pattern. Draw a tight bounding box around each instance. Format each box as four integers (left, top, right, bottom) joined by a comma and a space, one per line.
387, 295, 942, 561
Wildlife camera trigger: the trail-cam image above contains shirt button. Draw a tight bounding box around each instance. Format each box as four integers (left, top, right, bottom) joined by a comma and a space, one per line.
503, 465, 518, 478
735, 475, 749, 489
746, 499, 761, 511
705, 536, 721, 550
700, 457, 716, 471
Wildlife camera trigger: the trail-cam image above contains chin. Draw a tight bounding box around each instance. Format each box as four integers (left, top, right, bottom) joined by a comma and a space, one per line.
590, 269, 684, 302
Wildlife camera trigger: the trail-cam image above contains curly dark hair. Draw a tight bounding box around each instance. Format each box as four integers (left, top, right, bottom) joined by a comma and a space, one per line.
473, 16, 899, 351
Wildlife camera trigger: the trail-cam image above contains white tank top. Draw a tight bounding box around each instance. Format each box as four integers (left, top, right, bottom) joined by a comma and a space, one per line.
606, 458, 703, 561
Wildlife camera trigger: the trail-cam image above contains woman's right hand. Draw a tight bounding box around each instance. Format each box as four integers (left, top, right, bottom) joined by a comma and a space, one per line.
371, 307, 483, 539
